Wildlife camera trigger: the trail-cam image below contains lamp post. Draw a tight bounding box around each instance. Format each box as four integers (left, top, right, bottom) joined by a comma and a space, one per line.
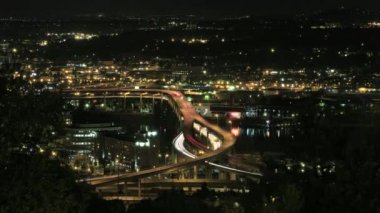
165, 153, 169, 164
215, 114, 219, 125
116, 159, 121, 194
228, 119, 232, 129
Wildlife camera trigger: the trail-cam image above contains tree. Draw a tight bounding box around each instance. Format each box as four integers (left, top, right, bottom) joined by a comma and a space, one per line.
0, 67, 125, 212
128, 189, 219, 213
0, 153, 125, 213
261, 184, 303, 213
0, 68, 64, 159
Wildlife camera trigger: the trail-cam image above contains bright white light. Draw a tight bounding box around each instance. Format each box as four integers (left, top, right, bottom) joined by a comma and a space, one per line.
193, 122, 201, 131
200, 127, 208, 137
172, 132, 263, 176
74, 131, 97, 138
136, 140, 150, 147
208, 133, 222, 150
147, 131, 158, 137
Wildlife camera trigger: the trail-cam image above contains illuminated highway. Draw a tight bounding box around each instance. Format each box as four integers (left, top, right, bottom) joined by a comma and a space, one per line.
65, 88, 262, 187
172, 132, 262, 176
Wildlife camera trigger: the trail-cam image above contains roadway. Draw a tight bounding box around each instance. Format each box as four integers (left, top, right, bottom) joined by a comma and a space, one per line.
64, 88, 262, 187
172, 132, 262, 177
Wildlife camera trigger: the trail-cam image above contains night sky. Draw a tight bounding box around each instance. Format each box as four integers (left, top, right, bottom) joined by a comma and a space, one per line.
1, 0, 380, 16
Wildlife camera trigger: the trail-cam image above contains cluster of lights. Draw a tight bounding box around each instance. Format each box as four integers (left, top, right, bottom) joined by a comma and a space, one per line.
136, 140, 150, 147
147, 131, 158, 137
368, 22, 380, 28
46, 32, 98, 40
73, 131, 97, 138
208, 133, 222, 150
171, 38, 208, 44
39, 40, 48, 46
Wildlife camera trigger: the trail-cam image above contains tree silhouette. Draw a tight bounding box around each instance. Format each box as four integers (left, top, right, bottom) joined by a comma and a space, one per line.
0, 66, 125, 212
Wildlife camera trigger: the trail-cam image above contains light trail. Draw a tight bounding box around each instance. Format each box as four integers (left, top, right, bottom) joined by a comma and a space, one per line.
173, 133, 195, 158
173, 132, 263, 177
66, 88, 263, 187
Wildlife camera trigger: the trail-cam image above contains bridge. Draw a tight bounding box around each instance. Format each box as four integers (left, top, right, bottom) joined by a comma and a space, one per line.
98, 179, 251, 201
63, 88, 262, 195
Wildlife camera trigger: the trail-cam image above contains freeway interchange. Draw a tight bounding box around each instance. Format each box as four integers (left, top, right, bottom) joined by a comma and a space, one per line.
65, 88, 262, 187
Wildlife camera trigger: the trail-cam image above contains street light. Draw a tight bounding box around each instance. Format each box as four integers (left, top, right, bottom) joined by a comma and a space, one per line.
215, 114, 219, 125
227, 119, 232, 128
158, 153, 170, 164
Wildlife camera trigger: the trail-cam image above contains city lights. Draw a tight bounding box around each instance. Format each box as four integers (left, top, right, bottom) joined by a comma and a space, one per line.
1, 6, 380, 212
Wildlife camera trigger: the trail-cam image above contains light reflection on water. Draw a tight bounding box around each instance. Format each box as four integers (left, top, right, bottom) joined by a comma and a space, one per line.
241, 127, 291, 139
234, 126, 295, 153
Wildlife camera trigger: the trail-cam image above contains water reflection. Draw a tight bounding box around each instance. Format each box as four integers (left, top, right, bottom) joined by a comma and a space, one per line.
241, 127, 291, 139
234, 126, 295, 153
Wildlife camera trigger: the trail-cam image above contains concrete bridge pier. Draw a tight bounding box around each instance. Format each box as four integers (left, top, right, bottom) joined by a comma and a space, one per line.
152, 96, 155, 114
103, 93, 107, 108
123, 96, 126, 110
193, 165, 198, 179
122, 181, 128, 195
178, 169, 185, 180
137, 178, 141, 197
205, 165, 213, 179
139, 94, 143, 113
229, 172, 237, 181
219, 171, 227, 180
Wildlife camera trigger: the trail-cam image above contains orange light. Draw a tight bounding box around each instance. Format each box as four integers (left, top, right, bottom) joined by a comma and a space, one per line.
231, 128, 240, 137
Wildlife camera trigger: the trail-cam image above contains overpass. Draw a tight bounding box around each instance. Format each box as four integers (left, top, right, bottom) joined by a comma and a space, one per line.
99, 179, 251, 202
64, 88, 262, 187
